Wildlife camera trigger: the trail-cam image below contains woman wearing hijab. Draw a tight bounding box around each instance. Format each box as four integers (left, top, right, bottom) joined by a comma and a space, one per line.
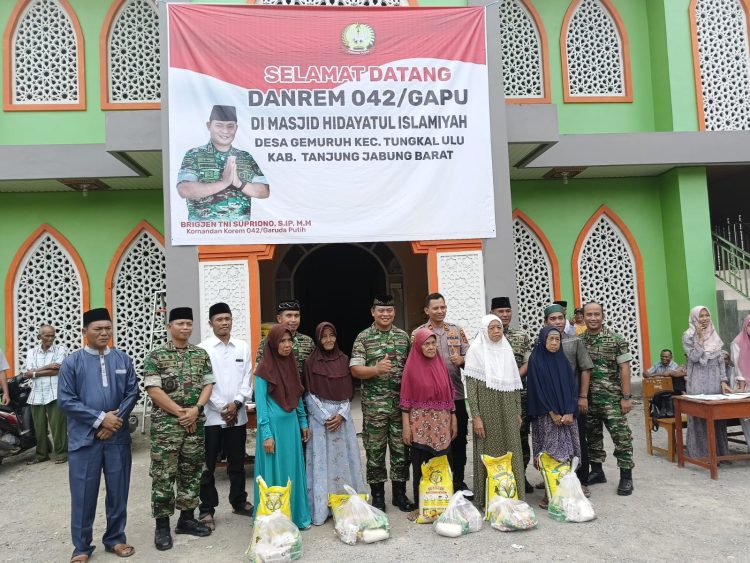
400, 328, 457, 520
527, 326, 581, 509
730, 314, 750, 451
465, 314, 525, 506
253, 324, 311, 529
683, 306, 731, 459
303, 322, 365, 526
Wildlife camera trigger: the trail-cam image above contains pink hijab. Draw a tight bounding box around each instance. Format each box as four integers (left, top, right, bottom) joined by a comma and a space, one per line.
686, 306, 723, 354
399, 328, 454, 411
733, 315, 750, 379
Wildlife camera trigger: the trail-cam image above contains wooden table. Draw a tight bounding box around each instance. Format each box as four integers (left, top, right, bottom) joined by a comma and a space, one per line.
674, 395, 750, 479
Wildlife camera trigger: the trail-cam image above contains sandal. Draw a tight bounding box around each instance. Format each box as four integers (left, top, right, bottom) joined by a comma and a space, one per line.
406, 509, 419, 522
232, 502, 254, 517
538, 497, 549, 510
105, 543, 135, 557
199, 512, 216, 531
70, 555, 89, 562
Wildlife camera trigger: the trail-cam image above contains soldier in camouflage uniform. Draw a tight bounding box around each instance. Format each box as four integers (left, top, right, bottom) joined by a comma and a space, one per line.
177, 105, 269, 221
580, 301, 634, 496
490, 296, 533, 493
350, 295, 415, 513
144, 307, 216, 551
255, 300, 315, 381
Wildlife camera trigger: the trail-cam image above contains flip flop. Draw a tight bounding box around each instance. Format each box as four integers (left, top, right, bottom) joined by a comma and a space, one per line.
199, 512, 216, 531
406, 509, 419, 522
70, 555, 89, 562
105, 543, 135, 557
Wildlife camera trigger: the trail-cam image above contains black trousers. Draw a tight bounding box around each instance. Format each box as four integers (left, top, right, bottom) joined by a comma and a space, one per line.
449, 399, 469, 484
576, 411, 590, 484
199, 424, 248, 515
520, 416, 531, 469
411, 447, 452, 503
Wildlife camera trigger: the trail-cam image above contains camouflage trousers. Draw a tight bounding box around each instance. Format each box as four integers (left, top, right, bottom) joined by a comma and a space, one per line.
362, 404, 408, 484
149, 416, 206, 518
586, 383, 634, 470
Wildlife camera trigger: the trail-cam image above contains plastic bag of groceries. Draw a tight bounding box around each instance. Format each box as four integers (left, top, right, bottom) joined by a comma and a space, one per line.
433, 490, 484, 537
548, 457, 596, 523
487, 497, 538, 531
332, 485, 390, 545
246, 510, 302, 563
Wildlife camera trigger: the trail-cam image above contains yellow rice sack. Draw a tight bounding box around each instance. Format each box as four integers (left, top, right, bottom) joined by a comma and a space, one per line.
482, 452, 518, 519
416, 455, 453, 524
256, 476, 292, 519
538, 453, 572, 501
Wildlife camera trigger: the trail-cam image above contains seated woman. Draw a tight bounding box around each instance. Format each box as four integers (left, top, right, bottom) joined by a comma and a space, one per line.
527, 326, 581, 509
304, 322, 365, 526
465, 314, 525, 506
253, 324, 311, 529
730, 314, 750, 452
400, 328, 457, 521
683, 306, 731, 459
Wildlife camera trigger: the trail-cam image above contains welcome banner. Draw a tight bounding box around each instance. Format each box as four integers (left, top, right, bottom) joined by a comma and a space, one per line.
167, 5, 496, 245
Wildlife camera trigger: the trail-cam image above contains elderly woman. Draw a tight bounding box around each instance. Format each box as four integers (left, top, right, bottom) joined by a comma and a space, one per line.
730, 315, 750, 451
683, 306, 731, 459
254, 324, 311, 529
400, 328, 457, 521
527, 326, 581, 509
303, 322, 365, 526
465, 314, 525, 506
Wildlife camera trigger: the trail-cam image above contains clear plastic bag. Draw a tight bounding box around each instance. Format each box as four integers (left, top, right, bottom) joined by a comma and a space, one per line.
548, 457, 596, 523
333, 485, 390, 545
487, 497, 538, 531
246, 510, 302, 562
433, 491, 483, 537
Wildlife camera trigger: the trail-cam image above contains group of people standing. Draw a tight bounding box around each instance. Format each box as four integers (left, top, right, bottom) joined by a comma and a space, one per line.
25, 292, 643, 562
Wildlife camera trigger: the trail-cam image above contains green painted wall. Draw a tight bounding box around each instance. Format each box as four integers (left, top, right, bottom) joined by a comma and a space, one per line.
510, 176, 672, 368
0, 190, 164, 346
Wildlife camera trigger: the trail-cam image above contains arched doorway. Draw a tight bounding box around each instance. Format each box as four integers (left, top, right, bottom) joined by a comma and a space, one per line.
276, 243, 405, 355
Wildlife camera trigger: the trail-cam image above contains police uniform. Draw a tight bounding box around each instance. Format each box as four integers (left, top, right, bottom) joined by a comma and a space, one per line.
581, 327, 634, 470
177, 141, 267, 221
350, 323, 411, 484
505, 326, 532, 469
144, 341, 215, 518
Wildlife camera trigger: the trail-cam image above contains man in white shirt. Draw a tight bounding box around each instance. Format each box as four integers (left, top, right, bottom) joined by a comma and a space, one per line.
198, 303, 253, 529
22, 324, 69, 464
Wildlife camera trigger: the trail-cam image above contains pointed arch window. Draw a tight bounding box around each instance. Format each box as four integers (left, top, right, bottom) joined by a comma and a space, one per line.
500, 0, 550, 104
3, 0, 85, 111
5, 225, 89, 372
106, 222, 166, 404
573, 206, 649, 374
512, 211, 560, 335
101, 0, 161, 110
561, 0, 632, 103
690, 0, 750, 131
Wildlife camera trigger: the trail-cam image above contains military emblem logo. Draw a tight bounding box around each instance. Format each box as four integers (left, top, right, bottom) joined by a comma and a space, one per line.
341, 23, 375, 54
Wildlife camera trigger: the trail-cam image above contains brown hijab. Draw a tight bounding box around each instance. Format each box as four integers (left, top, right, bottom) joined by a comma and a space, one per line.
303, 322, 353, 402
255, 325, 304, 412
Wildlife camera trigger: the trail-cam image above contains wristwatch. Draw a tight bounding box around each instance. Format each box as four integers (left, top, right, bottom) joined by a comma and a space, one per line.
234, 400, 243, 410
196, 403, 205, 415
621, 394, 632, 400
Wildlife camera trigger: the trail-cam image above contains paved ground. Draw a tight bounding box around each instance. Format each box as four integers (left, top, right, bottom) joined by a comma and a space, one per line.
2, 379, 749, 562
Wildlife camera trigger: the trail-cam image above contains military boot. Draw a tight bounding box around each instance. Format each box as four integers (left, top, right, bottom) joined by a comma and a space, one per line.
587, 462, 607, 485
617, 468, 633, 496
370, 482, 386, 512
391, 481, 416, 512
154, 517, 172, 551
175, 509, 212, 537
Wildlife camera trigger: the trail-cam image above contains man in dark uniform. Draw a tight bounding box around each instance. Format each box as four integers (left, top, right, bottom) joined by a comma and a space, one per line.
144, 307, 215, 551
255, 299, 315, 380
177, 105, 269, 221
